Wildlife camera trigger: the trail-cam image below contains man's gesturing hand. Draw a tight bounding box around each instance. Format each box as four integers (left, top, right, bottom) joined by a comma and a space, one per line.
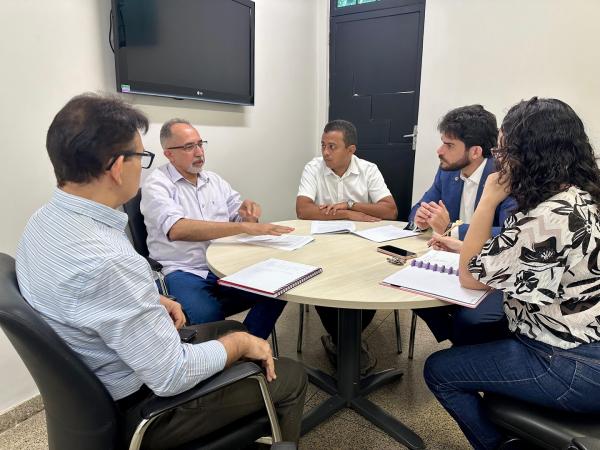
243, 223, 294, 236
418, 200, 450, 234
238, 199, 261, 222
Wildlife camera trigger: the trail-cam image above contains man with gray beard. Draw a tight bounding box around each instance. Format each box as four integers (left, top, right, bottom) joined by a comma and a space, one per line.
141, 119, 292, 338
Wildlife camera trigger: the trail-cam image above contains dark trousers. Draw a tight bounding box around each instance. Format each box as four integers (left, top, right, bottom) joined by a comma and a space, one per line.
414, 290, 509, 346
119, 320, 307, 449
424, 334, 600, 449
315, 305, 376, 344
165, 271, 286, 339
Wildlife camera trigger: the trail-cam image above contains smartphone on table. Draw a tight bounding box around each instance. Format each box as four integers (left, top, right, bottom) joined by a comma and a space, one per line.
377, 245, 417, 259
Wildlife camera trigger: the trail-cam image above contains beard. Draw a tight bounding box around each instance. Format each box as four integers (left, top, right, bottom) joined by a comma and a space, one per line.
186, 158, 205, 174
439, 153, 470, 172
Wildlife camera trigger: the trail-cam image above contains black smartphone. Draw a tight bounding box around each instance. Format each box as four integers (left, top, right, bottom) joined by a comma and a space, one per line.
377, 245, 417, 259
178, 328, 197, 343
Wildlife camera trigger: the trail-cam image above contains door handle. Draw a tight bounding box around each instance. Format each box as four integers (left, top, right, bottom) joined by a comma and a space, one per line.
403, 125, 418, 151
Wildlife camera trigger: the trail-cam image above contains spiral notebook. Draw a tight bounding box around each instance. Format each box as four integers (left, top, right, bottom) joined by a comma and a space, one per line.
381, 250, 490, 308
218, 258, 322, 298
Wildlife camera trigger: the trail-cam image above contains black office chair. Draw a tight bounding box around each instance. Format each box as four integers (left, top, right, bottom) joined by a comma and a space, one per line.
123, 189, 280, 357
0, 253, 285, 450
483, 394, 600, 450
122, 189, 168, 295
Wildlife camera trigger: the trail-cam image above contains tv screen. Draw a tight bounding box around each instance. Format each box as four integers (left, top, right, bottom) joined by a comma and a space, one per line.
112, 0, 255, 105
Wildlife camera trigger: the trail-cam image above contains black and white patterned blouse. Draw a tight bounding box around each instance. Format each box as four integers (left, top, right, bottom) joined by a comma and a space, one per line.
468, 186, 600, 349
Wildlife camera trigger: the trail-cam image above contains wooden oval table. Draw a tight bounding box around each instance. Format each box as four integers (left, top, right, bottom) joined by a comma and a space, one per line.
207, 220, 445, 449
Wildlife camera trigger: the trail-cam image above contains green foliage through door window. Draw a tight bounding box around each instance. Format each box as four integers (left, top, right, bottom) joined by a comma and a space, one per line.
337, 0, 379, 7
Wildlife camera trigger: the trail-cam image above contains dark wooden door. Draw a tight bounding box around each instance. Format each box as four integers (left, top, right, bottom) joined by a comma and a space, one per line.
330, 1, 425, 220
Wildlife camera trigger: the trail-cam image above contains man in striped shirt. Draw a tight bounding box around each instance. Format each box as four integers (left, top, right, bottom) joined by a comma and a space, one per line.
15, 93, 307, 448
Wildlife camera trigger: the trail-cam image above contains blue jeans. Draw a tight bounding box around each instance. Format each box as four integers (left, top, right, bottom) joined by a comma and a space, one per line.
424, 334, 600, 449
164, 271, 286, 340
414, 290, 509, 346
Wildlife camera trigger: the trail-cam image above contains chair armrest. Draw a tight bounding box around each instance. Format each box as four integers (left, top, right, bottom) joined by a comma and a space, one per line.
141, 361, 263, 420
568, 437, 600, 450
145, 257, 163, 273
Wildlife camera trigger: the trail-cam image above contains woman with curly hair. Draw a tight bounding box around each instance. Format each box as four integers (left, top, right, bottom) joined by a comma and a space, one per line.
424, 97, 600, 449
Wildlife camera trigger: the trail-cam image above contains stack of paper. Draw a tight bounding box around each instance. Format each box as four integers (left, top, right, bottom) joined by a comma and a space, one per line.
237, 234, 314, 251
352, 224, 420, 242
310, 221, 356, 234
310, 221, 420, 242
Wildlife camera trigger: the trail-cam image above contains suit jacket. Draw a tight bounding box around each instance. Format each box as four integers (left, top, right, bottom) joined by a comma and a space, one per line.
408, 158, 517, 239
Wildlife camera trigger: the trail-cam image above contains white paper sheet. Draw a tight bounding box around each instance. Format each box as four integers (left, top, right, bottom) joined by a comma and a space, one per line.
237, 234, 314, 251
310, 220, 356, 234
352, 223, 419, 242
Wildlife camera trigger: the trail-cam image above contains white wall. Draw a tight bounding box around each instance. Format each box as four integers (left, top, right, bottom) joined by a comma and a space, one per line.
413, 0, 600, 203
136, 0, 320, 221
0, 1, 116, 414
2, 0, 599, 414
0, 0, 319, 413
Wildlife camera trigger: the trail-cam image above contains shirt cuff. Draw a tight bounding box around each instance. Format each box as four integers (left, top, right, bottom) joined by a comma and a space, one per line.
191, 339, 228, 376
450, 226, 460, 239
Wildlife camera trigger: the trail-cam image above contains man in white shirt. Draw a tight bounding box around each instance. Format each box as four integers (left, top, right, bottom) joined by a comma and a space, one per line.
408, 105, 516, 345
296, 121, 398, 222
141, 119, 293, 339
296, 119, 398, 374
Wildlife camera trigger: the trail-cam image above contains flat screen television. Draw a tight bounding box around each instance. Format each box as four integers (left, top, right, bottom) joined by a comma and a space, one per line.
111, 0, 255, 105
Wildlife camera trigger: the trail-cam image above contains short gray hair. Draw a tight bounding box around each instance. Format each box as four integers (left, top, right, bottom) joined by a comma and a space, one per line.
160, 118, 192, 148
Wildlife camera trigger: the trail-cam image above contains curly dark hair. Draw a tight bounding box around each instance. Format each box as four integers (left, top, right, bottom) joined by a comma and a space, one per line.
46, 93, 148, 187
497, 97, 600, 212
438, 105, 497, 157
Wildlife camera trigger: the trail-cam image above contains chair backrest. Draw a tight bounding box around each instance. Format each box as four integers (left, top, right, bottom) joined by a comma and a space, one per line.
122, 189, 149, 258
0, 253, 121, 450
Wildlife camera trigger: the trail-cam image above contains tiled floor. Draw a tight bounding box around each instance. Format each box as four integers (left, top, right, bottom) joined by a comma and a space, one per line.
0, 306, 470, 449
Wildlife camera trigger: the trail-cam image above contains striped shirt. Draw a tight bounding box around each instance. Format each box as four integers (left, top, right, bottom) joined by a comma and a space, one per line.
16, 189, 227, 400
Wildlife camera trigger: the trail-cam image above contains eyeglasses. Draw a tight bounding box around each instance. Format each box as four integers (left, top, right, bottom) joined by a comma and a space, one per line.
166, 140, 207, 152
106, 150, 155, 170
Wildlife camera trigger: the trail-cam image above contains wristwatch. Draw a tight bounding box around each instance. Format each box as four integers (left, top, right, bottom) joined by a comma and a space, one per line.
346, 200, 355, 210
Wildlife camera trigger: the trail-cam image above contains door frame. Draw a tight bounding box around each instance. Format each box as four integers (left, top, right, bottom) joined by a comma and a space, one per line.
330, 0, 425, 17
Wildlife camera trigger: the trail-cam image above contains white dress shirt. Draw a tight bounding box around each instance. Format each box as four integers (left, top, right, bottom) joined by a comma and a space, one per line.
297, 155, 391, 205
141, 163, 243, 279
451, 158, 487, 238
16, 189, 227, 400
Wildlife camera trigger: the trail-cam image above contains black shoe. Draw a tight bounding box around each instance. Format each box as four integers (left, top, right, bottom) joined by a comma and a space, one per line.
320, 334, 337, 366
321, 335, 377, 375
360, 341, 377, 376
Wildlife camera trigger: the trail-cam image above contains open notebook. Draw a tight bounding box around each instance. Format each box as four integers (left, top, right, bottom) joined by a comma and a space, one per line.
381, 250, 490, 308
218, 258, 322, 298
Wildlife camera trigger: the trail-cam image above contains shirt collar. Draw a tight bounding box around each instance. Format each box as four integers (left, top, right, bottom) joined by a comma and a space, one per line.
52, 188, 128, 231
323, 155, 360, 178
460, 158, 487, 185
